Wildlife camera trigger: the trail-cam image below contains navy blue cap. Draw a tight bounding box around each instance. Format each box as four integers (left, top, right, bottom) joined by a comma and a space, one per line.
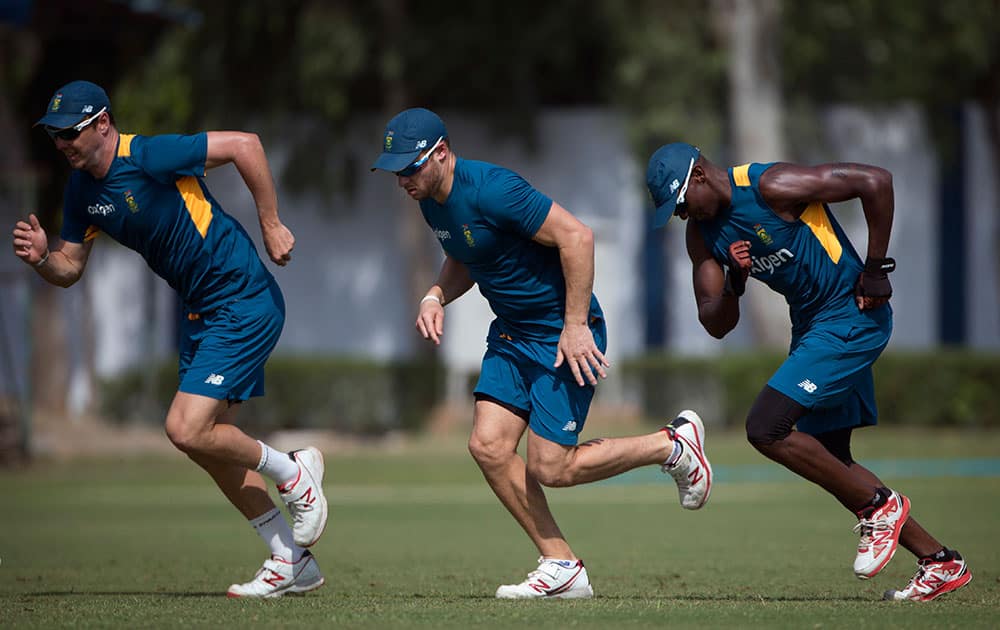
35, 80, 111, 129
371, 108, 448, 172
646, 142, 700, 228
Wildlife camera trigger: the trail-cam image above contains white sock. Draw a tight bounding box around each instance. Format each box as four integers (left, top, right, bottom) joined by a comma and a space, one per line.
249, 507, 303, 562
663, 436, 683, 468
255, 440, 299, 486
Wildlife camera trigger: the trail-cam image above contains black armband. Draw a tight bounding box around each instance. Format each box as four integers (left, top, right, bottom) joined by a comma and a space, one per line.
722, 264, 746, 298
864, 257, 895, 274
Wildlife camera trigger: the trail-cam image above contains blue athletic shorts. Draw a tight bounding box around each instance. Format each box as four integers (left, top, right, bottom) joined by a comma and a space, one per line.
473, 317, 608, 446
178, 281, 285, 402
769, 305, 891, 435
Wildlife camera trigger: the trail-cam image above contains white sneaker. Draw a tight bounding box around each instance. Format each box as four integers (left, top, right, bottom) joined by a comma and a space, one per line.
226, 550, 325, 598
495, 558, 593, 599
853, 490, 910, 579
883, 552, 972, 602
279, 447, 328, 548
662, 410, 713, 510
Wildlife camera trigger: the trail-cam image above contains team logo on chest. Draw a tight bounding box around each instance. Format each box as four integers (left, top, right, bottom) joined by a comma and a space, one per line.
753, 223, 773, 246
462, 224, 476, 247
123, 190, 140, 213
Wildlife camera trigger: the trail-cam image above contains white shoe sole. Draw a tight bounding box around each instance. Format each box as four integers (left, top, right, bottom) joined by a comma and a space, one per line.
495, 585, 594, 599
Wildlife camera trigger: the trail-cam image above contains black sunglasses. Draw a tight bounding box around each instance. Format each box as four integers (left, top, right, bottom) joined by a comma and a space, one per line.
45, 107, 106, 141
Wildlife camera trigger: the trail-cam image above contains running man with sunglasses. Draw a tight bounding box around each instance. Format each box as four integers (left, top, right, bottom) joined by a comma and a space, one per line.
12, 80, 329, 598
645, 142, 972, 602
372, 108, 714, 599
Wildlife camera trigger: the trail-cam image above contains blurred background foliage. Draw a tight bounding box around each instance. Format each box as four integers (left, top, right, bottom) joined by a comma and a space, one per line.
100, 351, 1000, 434
5, 1, 998, 176
92, 0, 1000, 194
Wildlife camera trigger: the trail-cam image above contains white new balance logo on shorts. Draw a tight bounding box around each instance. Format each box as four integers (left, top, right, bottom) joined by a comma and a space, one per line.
798, 379, 818, 393
561, 420, 577, 432
205, 373, 225, 386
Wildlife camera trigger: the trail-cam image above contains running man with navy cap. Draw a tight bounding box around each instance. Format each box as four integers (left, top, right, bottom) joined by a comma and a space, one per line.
646, 143, 972, 601
12, 80, 329, 598
374, 108, 713, 599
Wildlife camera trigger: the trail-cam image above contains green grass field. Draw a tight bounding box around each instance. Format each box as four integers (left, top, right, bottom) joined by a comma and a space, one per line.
2, 427, 998, 628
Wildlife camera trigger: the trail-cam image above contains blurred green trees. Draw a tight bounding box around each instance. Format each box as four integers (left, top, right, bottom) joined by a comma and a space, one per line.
105, 1, 999, 189
2, 0, 998, 427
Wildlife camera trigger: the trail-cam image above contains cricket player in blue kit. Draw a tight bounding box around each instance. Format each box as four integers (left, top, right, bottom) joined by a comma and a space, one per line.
373, 109, 713, 599
646, 143, 971, 602
12, 81, 328, 598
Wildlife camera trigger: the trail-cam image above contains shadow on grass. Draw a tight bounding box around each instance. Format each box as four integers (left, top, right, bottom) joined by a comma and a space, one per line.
405, 593, 876, 602
8, 591, 873, 603
16, 591, 228, 598
593, 594, 874, 602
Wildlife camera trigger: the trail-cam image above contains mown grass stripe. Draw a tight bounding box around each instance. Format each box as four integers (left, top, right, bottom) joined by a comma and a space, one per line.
601, 458, 1000, 485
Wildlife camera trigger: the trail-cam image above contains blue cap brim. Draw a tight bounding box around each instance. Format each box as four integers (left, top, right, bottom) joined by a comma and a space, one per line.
370, 150, 422, 172
34, 112, 87, 129
651, 199, 677, 229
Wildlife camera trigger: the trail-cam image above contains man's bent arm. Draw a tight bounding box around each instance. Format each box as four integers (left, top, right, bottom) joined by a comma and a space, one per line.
206, 131, 294, 265
531, 201, 594, 327
206, 131, 279, 220
687, 222, 740, 339
426, 255, 475, 305
36, 239, 93, 288
761, 162, 894, 260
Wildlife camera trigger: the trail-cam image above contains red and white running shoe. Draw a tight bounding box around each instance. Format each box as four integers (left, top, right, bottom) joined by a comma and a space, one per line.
884, 553, 972, 602
227, 550, 325, 598
853, 489, 910, 579
495, 558, 593, 599
662, 410, 713, 510
279, 447, 328, 548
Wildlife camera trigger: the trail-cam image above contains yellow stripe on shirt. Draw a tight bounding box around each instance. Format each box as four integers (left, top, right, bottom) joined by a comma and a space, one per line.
117, 134, 135, 158
175, 176, 212, 238
732, 164, 751, 187
800, 202, 843, 264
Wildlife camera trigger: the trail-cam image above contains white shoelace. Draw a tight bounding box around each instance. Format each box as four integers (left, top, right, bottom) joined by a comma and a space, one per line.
852, 514, 894, 538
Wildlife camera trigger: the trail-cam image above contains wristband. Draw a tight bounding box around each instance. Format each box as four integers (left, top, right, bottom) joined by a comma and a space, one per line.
34, 250, 50, 268
864, 257, 895, 274
420, 294, 442, 306
722, 264, 746, 297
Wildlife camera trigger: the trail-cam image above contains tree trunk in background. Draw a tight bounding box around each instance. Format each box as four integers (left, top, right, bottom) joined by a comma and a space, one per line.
0, 73, 30, 463
979, 81, 1000, 340
713, 0, 791, 349
30, 283, 70, 417
378, 0, 439, 357
26, 86, 73, 420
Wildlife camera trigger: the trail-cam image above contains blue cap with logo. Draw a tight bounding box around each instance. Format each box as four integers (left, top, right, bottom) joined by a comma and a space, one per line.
646, 142, 701, 229
35, 80, 111, 129
371, 107, 448, 172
